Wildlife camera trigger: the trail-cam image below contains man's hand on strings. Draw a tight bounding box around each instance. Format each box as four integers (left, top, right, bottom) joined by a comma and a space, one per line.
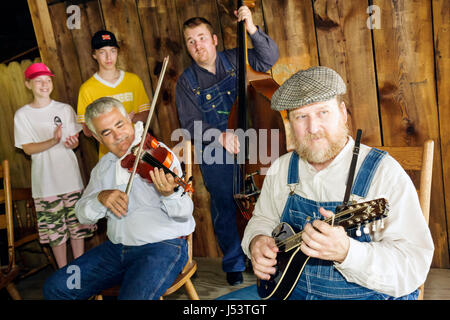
300, 207, 350, 263
150, 167, 179, 197
98, 189, 128, 218
235, 5, 257, 35
219, 132, 240, 154
249, 235, 279, 280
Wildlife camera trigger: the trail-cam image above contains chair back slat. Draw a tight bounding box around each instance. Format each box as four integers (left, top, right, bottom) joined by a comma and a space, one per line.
375, 140, 434, 221
377, 146, 423, 170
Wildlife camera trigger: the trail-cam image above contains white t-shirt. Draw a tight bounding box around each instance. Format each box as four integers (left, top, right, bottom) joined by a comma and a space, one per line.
14, 100, 84, 198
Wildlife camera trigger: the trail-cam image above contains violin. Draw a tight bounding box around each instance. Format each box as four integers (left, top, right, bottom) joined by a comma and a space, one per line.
122, 56, 193, 196
121, 133, 194, 194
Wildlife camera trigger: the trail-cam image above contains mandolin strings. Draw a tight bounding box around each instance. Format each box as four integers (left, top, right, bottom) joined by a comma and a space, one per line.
274, 203, 375, 251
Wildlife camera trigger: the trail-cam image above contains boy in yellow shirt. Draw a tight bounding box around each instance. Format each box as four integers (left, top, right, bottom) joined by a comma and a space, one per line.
77, 30, 150, 159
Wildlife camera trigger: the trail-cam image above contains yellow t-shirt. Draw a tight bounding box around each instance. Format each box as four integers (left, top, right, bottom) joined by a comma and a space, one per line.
77, 70, 150, 159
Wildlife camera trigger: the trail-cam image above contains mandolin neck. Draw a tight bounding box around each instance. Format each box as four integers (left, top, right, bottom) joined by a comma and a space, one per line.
280, 201, 386, 252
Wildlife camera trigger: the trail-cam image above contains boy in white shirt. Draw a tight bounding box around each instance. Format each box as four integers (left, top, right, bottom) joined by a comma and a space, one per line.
14, 62, 96, 268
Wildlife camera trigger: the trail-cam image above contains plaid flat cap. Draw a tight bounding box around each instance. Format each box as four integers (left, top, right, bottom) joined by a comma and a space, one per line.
271, 66, 346, 111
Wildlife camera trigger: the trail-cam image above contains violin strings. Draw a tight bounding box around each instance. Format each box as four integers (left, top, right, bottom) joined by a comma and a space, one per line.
142, 152, 193, 191
141, 152, 174, 176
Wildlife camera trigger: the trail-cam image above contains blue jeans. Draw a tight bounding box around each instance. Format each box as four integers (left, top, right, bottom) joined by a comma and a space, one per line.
200, 158, 246, 273
217, 285, 419, 300
43, 238, 187, 300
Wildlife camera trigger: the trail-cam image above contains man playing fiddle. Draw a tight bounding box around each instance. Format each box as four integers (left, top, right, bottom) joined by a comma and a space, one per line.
43, 97, 195, 300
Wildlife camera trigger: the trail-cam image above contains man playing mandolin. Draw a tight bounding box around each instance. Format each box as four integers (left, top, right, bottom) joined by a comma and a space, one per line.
176, 4, 279, 286
43, 97, 195, 300
219, 66, 434, 300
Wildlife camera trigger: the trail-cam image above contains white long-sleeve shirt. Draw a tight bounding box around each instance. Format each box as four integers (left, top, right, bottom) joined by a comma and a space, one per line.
242, 137, 434, 297
75, 141, 195, 246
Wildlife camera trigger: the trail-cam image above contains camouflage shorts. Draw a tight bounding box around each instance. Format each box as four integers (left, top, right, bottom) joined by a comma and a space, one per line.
34, 190, 97, 247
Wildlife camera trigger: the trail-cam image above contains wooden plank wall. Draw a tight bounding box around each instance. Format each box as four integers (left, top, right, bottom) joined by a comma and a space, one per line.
0, 58, 42, 189
11, 0, 447, 267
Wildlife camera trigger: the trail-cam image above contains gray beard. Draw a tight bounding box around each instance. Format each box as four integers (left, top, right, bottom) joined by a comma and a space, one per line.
294, 126, 349, 164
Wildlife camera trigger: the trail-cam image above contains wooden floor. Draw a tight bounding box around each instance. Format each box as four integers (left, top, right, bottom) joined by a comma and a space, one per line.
421, 268, 450, 300
4, 257, 449, 300
170, 258, 450, 300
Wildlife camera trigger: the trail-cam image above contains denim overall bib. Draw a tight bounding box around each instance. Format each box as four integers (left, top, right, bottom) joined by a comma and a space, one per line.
183, 52, 246, 272
283, 150, 419, 300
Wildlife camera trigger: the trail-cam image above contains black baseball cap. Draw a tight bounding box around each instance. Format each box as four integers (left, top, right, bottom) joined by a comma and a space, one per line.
91, 30, 120, 50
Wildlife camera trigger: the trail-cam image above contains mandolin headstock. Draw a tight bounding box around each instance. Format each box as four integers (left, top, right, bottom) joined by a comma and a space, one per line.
334, 198, 389, 233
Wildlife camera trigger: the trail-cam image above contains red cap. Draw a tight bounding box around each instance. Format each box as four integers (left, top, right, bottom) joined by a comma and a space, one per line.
24, 63, 55, 80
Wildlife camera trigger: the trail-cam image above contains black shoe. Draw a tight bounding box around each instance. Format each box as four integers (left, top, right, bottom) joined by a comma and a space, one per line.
226, 272, 243, 286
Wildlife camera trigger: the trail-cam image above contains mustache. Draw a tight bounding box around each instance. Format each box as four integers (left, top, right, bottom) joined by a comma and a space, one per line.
303, 132, 326, 142
113, 136, 129, 145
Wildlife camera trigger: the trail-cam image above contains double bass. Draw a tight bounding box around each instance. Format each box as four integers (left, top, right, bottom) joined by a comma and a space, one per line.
228, 0, 291, 227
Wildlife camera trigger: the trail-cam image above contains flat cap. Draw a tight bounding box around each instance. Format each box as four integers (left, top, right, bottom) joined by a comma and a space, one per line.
271, 66, 346, 111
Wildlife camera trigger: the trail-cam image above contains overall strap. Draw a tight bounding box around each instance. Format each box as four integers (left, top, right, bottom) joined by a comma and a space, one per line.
182, 66, 200, 94
287, 152, 300, 185
217, 51, 235, 74
183, 52, 235, 102
181, 66, 203, 109
351, 148, 387, 197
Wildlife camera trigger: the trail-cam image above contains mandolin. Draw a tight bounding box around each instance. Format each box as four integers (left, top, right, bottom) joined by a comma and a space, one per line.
257, 198, 389, 300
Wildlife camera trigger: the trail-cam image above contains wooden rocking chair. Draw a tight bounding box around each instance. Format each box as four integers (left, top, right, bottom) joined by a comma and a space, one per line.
376, 139, 434, 300
11, 187, 57, 278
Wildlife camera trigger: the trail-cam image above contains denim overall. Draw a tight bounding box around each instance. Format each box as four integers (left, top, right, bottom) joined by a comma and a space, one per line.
284, 150, 419, 300
183, 52, 246, 272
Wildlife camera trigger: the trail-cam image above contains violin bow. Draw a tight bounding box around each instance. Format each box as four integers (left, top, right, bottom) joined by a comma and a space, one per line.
125, 56, 170, 196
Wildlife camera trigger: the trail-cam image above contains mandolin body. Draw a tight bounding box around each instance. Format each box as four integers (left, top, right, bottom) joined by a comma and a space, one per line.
257, 222, 310, 300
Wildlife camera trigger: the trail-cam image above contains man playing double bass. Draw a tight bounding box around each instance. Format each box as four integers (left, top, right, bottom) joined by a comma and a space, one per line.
176, 5, 279, 285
